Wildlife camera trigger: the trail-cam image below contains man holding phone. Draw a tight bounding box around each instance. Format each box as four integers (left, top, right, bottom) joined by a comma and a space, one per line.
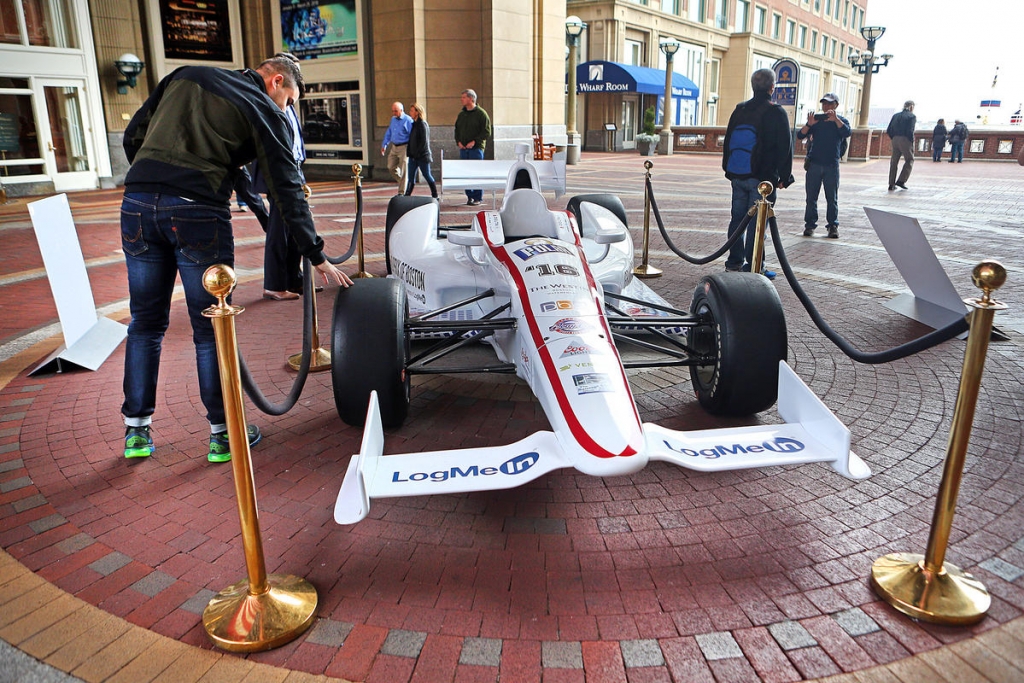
797, 93, 851, 239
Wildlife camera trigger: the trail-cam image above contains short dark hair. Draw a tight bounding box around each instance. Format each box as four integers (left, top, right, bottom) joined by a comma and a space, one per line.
257, 55, 305, 99
751, 68, 775, 93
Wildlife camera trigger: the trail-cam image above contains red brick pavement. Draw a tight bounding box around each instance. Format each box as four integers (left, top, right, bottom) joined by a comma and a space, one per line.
1, 155, 1023, 681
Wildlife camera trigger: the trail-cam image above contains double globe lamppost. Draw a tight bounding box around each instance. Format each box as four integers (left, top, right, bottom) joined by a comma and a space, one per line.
848, 26, 893, 128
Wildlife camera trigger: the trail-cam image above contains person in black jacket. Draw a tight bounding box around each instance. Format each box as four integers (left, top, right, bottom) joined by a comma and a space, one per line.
404, 103, 437, 198
886, 100, 916, 190
119, 56, 351, 464
721, 68, 793, 276
797, 93, 851, 239
932, 119, 948, 162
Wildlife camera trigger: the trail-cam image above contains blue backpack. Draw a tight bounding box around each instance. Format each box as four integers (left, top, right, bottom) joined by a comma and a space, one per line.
724, 101, 770, 178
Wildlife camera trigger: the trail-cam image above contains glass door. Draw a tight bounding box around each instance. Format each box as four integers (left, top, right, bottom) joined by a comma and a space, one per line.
621, 98, 637, 149
36, 78, 96, 191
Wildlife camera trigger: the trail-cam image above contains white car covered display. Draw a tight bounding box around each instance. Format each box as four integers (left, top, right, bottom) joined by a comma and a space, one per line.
330, 151, 868, 524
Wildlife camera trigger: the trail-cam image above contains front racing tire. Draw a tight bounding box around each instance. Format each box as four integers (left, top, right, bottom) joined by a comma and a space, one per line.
688, 272, 787, 416
331, 278, 410, 428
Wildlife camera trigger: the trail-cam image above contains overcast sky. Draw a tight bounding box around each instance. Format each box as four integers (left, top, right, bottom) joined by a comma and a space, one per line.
863, 0, 1023, 125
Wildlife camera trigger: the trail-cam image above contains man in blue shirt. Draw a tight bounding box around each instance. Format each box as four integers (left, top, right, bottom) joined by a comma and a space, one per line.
797, 93, 851, 239
381, 102, 413, 194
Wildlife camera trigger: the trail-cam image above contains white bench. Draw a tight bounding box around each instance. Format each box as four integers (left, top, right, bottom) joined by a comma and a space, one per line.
440, 146, 566, 203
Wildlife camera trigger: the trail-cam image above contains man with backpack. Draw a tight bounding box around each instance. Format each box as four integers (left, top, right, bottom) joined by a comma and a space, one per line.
886, 100, 916, 189
798, 93, 852, 238
947, 119, 969, 163
721, 68, 794, 276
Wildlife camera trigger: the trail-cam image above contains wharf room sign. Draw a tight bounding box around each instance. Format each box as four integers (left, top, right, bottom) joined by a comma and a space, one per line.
575, 61, 698, 100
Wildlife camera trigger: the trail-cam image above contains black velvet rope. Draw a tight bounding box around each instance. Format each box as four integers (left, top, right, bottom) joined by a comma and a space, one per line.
647, 176, 748, 264
325, 184, 363, 265
238, 258, 316, 415
767, 215, 970, 363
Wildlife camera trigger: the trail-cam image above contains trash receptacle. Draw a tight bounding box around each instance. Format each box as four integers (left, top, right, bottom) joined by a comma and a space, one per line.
565, 144, 581, 165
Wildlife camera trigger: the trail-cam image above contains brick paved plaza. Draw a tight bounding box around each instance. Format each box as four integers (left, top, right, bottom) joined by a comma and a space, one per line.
0, 153, 1022, 681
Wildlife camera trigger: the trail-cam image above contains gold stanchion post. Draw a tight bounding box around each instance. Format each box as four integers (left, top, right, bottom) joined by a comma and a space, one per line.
352, 163, 373, 279
870, 260, 1007, 626
287, 272, 331, 372
201, 265, 318, 651
633, 160, 662, 279
748, 181, 774, 277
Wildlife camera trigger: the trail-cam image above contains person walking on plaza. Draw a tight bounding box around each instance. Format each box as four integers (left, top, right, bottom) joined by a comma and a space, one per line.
119, 55, 351, 463
455, 89, 492, 206
797, 93, 851, 239
948, 119, 969, 163
404, 103, 437, 198
721, 68, 793, 278
886, 100, 916, 190
381, 101, 412, 195
932, 118, 947, 162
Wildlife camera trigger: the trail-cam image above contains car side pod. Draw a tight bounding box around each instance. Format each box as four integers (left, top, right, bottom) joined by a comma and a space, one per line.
334, 392, 572, 524
645, 361, 869, 480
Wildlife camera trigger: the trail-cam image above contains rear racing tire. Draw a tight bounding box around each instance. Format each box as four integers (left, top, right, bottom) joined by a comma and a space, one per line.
331, 278, 410, 428
688, 272, 787, 416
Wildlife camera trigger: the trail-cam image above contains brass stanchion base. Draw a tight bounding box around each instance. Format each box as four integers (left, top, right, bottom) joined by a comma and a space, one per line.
203, 573, 318, 652
288, 347, 331, 372
632, 264, 662, 279
353, 271, 374, 279
870, 553, 990, 626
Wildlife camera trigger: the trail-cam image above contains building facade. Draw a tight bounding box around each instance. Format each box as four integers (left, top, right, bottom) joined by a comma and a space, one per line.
0, 0, 868, 196
568, 0, 869, 149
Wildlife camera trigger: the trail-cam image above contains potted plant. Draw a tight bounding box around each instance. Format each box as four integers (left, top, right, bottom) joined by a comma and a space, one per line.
636, 106, 658, 156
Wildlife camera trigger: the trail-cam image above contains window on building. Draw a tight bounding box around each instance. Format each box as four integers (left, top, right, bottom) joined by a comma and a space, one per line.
736, 0, 749, 31
839, 43, 845, 61
834, 0, 841, 20
786, 19, 795, 44
798, 24, 806, 48
772, 13, 781, 39
843, 0, 849, 27
715, 0, 727, 28
688, 0, 705, 22
814, 0, 821, 13
663, 0, 680, 14
811, 29, 817, 51
1, 0, 78, 48
831, 39, 837, 59
825, 0, 832, 16
821, 36, 829, 56
831, 75, 849, 115
625, 39, 644, 66
752, 53, 775, 72
754, 6, 766, 33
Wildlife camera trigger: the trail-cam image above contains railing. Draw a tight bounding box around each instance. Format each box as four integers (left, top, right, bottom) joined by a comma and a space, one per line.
652, 125, 1024, 162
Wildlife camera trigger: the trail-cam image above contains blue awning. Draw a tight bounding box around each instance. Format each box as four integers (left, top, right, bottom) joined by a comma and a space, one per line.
575, 61, 699, 100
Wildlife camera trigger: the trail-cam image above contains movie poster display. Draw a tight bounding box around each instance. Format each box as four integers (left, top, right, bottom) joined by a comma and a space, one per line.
280, 1, 358, 58
159, 0, 233, 62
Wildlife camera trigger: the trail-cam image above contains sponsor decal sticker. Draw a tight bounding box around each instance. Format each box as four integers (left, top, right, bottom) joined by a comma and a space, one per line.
540, 300, 573, 313
391, 452, 539, 482
549, 318, 589, 335
514, 243, 573, 260
662, 437, 806, 459
559, 340, 594, 358
573, 372, 613, 394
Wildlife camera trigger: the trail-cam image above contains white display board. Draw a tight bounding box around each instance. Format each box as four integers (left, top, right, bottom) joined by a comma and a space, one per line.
28, 194, 127, 375
863, 207, 969, 330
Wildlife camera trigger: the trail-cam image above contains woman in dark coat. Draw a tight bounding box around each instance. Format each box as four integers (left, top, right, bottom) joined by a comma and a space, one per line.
932, 119, 947, 162
405, 103, 438, 198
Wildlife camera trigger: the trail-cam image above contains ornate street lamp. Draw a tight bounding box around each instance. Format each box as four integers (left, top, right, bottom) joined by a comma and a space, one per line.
848, 26, 893, 128
659, 39, 681, 155
565, 15, 587, 165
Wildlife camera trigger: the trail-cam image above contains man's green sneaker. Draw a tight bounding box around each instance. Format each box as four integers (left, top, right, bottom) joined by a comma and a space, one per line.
208, 424, 262, 463
124, 426, 154, 459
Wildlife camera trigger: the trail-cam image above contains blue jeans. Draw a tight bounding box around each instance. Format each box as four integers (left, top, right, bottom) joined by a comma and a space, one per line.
120, 192, 234, 429
460, 147, 484, 201
950, 141, 964, 162
804, 162, 840, 229
726, 177, 776, 270
406, 158, 437, 196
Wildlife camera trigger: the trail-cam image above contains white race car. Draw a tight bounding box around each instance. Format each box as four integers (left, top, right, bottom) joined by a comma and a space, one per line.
330, 153, 868, 524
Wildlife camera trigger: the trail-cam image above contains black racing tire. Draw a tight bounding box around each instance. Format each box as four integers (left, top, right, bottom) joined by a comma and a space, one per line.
331, 278, 410, 428
688, 272, 787, 416
566, 194, 629, 230
385, 195, 437, 274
